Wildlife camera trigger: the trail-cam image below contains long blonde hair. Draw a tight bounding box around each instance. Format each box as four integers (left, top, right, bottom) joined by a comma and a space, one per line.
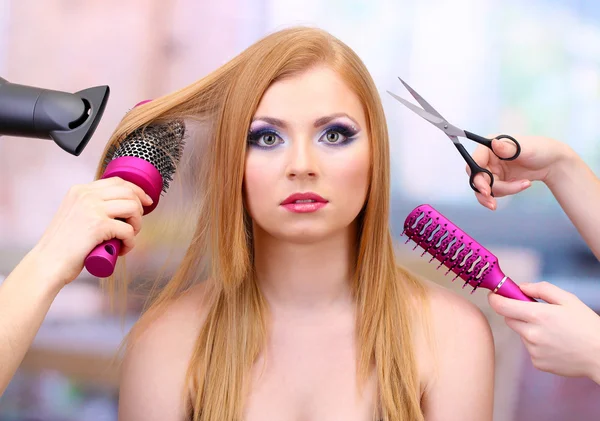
97, 26, 429, 421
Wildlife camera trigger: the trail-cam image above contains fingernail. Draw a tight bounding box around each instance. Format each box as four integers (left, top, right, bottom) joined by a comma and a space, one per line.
522, 180, 531, 189
145, 194, 153, 204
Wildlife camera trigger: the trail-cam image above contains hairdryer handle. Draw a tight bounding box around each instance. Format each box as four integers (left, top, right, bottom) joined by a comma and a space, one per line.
84, 238, 122, 277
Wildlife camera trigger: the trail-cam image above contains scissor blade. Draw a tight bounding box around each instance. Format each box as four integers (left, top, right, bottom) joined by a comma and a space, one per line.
397, 77, 446, 121
387, 91, 445, 125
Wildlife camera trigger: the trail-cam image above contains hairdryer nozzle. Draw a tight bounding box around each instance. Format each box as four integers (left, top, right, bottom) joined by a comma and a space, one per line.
51, 85, 110, 156
0, 77, 110, 156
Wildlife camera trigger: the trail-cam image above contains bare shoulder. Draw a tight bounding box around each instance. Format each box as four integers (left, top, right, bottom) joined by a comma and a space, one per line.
118, 281, 212, 421
417, 280, 495, 421
412, 279, 493, 351
419, 279, 494, 364
423, 279, 492, 334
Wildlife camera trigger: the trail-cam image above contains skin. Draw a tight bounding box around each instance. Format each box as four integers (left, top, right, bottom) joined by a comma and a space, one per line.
470, 136, 600, 385
118, 66, 494, 421
0, 178, 149, 396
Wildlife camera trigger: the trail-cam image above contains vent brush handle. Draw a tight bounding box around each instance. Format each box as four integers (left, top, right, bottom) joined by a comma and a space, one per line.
493, 275, 535, 302
403, 204, 536, 302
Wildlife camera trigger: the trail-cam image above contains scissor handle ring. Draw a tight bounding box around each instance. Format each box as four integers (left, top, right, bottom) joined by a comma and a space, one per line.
469, 166, 494, 196
493, 134, 521, 161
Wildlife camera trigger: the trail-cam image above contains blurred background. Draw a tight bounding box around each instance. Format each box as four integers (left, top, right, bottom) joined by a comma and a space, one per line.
1, 0, 599, 420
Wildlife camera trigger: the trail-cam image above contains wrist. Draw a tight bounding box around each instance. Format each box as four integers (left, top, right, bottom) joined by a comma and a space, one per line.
17, 247, 66, 297
544, 143, 581, 190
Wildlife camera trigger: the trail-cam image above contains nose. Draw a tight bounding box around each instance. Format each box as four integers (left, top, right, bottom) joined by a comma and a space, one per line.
286, 138, 318, 180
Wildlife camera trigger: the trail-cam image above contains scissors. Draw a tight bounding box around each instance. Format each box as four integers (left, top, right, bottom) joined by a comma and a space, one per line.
387, 77, 521, 195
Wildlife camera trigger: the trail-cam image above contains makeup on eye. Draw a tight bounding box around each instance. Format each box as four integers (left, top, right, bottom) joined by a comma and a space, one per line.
247, 117, 361, 149
247, 126, 284, 149
318, 123, 359, 146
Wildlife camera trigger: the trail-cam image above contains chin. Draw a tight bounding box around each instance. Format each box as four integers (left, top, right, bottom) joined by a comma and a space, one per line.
271, 226, 332, 244
264, 218, 355, 245
250, 209, 360, 244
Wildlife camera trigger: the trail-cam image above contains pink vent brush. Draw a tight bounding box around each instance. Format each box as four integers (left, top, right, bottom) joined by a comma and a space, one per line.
403, 204, 535, 302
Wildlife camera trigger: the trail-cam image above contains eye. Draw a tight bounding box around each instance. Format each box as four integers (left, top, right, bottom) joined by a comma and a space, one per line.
324, 131, 342, 143
260, 133, 279, 146
248, 128, 283, 148
318, 124, 359, 146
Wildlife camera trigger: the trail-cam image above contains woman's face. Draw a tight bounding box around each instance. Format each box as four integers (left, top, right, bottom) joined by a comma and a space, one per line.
243, 65, 370, 243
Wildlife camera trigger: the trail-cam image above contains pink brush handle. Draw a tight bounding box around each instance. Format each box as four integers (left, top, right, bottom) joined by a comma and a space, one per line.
493, 276, 536, 302
84, 156, 162, 278
483, 261, 536, 302
85, 238, 122, 278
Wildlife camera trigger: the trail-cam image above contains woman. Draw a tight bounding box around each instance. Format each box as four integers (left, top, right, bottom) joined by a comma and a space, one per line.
2, 27, 495, 420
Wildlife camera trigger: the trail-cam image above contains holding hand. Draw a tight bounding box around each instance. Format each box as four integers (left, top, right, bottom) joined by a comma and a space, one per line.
489, 281, 600, 384
468, 135, 574, 210
0, 176, 151, 396
31, 176, 152, 287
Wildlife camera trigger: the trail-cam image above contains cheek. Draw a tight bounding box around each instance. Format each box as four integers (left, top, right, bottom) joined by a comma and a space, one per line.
330, 149, 370, 206
243, 155, 274, 216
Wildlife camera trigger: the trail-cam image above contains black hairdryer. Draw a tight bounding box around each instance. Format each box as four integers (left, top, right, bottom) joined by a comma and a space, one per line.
0, 77, 109, 156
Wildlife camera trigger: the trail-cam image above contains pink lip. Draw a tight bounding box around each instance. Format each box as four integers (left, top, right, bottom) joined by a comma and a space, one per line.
280, 192, 328, 213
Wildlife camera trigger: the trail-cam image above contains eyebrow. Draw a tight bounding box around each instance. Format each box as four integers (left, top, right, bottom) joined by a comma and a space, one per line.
251, 113, 360, 129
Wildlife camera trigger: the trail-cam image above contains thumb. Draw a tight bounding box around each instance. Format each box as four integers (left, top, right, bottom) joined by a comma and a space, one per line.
519, 281, 572, 305
491, 137, 519, 160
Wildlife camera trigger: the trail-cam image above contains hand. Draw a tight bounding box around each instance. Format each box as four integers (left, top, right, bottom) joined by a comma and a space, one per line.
31, 177, 153, 287
489, 281, 600, 381
468, 135, 574, 210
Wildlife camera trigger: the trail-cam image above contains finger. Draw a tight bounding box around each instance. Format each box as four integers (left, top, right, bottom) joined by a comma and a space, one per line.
467, 134, 516, 175
486, 179, 531, 198
96, 185, 145, 208
469, 144, 493, 172
519, 281, 575, 305
104, 200, 143, 235
472, 172, 497, 209
92, 177, 153, 206
474, 190, 496, 211
122, 181, 153, 207
488, 291, 544, 322
474, 168, 531, 198
504, 318, 541, 347
473, 172, 493, 196
110, 219, 136, 255
491, 137, 519, 160
504, 317, 531, 338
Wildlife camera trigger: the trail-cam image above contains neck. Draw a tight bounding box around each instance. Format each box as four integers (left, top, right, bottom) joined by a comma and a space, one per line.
252, 225, 358, 312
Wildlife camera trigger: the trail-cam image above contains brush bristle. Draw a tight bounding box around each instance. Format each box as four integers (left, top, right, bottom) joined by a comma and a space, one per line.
102, 120, 186, 193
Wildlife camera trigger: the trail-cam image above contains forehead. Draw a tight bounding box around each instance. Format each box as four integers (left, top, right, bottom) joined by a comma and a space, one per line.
254, 66, 365, 124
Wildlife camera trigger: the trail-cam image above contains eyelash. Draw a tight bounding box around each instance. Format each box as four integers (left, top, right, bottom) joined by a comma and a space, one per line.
247, 129, 283, 149
247, 124, 359, 149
